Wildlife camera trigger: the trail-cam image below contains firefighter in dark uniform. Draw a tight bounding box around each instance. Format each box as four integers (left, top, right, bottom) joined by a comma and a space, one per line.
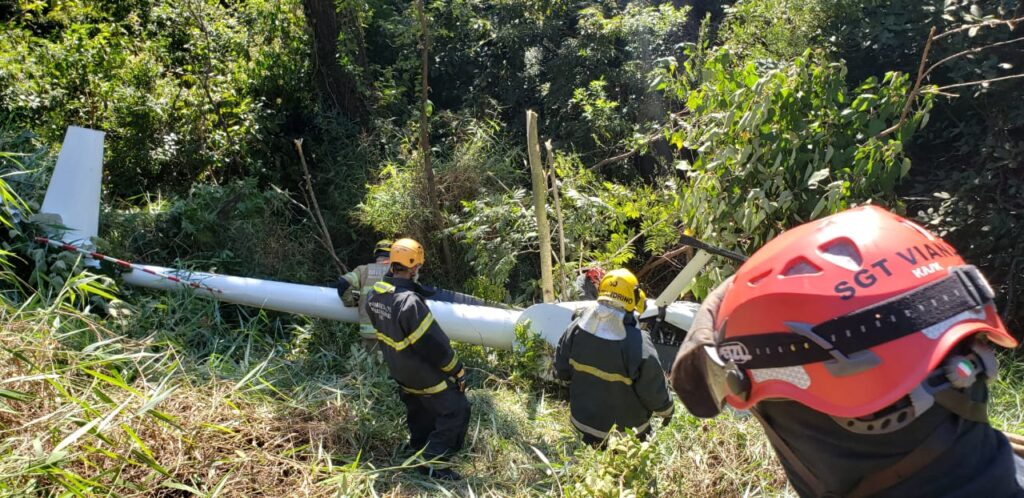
554, 268, 674, 446
364, 238, 470, 481
670, 206, 1024, 497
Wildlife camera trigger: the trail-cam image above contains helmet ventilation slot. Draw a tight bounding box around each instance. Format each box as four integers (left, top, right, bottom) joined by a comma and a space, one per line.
818, 238, 862, 271
782, 257, 822, 277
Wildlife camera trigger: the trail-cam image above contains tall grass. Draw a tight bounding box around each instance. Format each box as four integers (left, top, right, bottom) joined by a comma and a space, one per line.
2, 279, 1021, 496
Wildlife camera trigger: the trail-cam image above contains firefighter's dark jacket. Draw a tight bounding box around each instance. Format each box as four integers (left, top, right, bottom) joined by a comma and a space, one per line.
365, 275, 464, 394
554, 317, 674, 439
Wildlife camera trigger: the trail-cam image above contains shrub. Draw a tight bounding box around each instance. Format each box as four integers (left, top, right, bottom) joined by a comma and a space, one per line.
103, 179, 325, 282
658, 46, 927, 295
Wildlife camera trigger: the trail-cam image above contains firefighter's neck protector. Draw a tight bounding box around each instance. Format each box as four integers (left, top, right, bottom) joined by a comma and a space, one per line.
579, 302, 628, 340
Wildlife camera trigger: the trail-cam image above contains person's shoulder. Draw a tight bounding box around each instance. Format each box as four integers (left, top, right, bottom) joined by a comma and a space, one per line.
366, 262, 389, 272
392, 286, 425, 306
635, 329, 662, 359
368, 279, 397, 298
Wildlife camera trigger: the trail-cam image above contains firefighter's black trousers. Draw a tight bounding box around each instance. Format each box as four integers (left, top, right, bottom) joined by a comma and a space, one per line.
399, 386, 471, 459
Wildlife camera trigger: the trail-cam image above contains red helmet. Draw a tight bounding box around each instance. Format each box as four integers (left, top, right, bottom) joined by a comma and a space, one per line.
585, 267, 606, 286
714, 205, 1017, 418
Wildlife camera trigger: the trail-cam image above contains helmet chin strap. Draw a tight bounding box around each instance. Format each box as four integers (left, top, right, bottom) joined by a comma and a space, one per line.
830, 339, 996, 435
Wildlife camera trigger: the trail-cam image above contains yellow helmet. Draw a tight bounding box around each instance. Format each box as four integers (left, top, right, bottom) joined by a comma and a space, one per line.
390, 238, 425, 268
597, 268, 641, 312
636, 289, 647, 315
374, 239, 394, 256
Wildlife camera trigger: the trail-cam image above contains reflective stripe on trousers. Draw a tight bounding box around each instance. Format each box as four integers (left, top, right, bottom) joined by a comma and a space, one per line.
570, 414, 649, 440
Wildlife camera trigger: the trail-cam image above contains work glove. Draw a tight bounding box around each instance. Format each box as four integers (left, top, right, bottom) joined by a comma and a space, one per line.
669, 277, 733, 418
447, 364, 467, 392
453, 368, 466, 392
336, 278, 360, 307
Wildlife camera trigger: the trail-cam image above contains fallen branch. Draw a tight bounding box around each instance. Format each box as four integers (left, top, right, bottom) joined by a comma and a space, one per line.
294, 138, 347, 275
586, 110, 689, 170
588, 149, 639, 171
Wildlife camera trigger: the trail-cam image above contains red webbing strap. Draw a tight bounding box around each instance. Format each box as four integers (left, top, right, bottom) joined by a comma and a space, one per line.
751, 408, 834, 497
846, 419, 960, 498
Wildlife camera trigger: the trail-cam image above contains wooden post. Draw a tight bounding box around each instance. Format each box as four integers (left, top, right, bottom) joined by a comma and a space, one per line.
545, 140, 568, 300
527, 110, 555, 303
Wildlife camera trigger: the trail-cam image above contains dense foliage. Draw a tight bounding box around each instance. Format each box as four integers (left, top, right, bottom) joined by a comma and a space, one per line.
3, 0, 1021, 309
1, 0, 1023, 494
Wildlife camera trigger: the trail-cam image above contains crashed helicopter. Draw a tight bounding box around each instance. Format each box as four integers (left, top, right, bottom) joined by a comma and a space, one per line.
32, 126, 730, 358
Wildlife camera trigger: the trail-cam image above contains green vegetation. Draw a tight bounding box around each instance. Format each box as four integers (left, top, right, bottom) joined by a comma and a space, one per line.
0, 284, 792, 496
1, 0, 1022, 496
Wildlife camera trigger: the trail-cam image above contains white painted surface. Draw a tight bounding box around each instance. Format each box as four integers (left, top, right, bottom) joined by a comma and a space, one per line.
41, 126, 105, 244
122, 265, 520, 348
123, 266, 697, 350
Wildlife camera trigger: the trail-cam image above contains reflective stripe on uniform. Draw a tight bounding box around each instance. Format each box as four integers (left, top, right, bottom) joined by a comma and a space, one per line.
402, 379, 448, 395
570, 415, 649, 439
376, 313, 435, 351
569, 358, 633, 385
441, 354, 460, 373
373, 281, 395, 293
341, 270, 360, 287
358, 323, 377, 338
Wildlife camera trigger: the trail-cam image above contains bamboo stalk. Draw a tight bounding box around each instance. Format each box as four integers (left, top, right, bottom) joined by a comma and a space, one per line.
527, 110, 555, 303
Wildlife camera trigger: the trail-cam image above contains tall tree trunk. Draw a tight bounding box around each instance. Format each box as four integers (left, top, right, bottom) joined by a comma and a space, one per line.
416, 0, 452, 268
302, 0, 367, 124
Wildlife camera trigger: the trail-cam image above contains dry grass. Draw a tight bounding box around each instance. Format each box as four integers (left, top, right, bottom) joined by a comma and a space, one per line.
2, 292, 1018, 497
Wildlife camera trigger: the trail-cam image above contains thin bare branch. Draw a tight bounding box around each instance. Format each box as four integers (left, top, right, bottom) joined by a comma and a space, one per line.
929, 72, 1024, 91
545, 140, 569, 301
636, 244, 695, 280
924, 36, 1024, 79
587, 149, 638, 171
875, 27, 936, 139
586, 109, 689, 170
933, 16, 1024, 40
294, 138, 347, 275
